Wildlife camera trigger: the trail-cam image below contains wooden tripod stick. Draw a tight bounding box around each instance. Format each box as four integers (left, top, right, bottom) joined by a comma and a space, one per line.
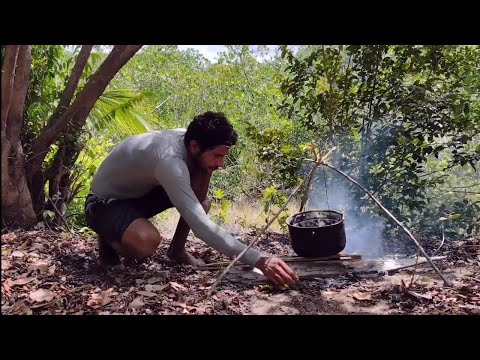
316, 161, 452, 287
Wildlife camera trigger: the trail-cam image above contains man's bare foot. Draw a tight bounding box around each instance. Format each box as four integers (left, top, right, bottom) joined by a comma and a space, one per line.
98, 236, 121, 266
167, 249, 204, 267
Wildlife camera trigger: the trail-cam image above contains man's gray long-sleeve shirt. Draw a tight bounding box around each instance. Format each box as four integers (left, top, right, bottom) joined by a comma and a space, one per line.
90, 129, 263, 267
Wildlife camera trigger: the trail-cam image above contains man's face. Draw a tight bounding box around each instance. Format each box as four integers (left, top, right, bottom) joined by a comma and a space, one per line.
191, 143, 231, 173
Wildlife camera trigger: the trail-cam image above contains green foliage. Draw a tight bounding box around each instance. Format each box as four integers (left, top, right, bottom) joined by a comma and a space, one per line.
210, 188, 231, 226
418, 199, 480, 238
262, 186, 285, 211
25, 46, 108, 141
407, 150, 480, 238
25, 46, 73, 139
261, 185, 289, 230
25, 44, 477, 241
277, 212, 291, 232
243, 120, 306, 201
87, 89, 157, 140
25, 45, 157, 227
66, 136, 115, 226
276, 45, 480, 239
117, 45, 290, 200
70, 87, 159, 225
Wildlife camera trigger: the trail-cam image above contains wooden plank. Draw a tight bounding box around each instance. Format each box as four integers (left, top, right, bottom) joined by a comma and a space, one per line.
281, 255, 362, 263
220, 256, 447, 284
198, 254, 363, 271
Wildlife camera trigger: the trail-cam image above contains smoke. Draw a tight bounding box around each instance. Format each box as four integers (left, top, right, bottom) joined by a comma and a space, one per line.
306, 166, 386, 259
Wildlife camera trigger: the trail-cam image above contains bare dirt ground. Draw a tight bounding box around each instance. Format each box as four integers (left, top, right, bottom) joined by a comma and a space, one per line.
2, 227, 479, 315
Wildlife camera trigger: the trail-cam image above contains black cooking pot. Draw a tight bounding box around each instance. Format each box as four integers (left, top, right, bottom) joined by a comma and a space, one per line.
286, 209, 346, 257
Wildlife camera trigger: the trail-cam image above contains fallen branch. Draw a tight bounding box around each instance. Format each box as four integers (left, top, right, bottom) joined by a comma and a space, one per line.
206, 147, 336, 296
318, 161, 452, 287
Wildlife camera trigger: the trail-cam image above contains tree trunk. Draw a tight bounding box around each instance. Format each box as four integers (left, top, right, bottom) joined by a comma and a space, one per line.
26, 45, 143, 216
35, 45, 94, 217
24, 45, 92, 214
45, 127, 84, 225
1, 44, 142, 228
1, 45, 36, 228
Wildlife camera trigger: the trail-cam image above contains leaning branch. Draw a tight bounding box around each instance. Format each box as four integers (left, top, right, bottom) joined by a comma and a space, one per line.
317, 160, 452, 287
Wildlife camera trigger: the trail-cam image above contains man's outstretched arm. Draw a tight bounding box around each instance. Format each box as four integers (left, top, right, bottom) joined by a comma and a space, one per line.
155, 159, 299, 286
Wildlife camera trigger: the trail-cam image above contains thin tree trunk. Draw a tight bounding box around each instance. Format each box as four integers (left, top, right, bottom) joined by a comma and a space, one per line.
1, 45, 36, 227
1, 46, 19, 132
46, 127, 85, 224
48, 45, 93, 125
26, 45, 92, 213
42, 45, 93, 219
1, 45, 19, 196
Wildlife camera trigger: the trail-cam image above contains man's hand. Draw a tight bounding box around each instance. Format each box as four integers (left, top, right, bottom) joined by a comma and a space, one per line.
255, 256, 299, 287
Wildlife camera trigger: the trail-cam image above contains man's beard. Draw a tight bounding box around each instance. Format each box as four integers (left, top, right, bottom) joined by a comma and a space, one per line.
192, 154, 212, 174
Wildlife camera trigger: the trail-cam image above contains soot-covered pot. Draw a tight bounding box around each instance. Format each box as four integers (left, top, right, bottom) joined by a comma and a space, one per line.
286, 209, 346, 257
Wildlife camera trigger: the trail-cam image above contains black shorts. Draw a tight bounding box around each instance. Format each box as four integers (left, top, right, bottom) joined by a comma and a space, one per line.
84, 186, 174, 243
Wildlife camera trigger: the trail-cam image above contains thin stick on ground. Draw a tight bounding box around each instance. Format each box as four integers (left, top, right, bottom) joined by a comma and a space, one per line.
319, 161, 452, 287
206, 147, 336, 296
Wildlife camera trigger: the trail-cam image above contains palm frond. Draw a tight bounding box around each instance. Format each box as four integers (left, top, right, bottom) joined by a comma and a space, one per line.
88, 89, 156, 137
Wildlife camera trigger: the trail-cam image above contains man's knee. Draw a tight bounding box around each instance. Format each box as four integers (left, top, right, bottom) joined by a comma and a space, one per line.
122, 219, 161, 259
202, 200, 211, 214
135, 231, 161, 258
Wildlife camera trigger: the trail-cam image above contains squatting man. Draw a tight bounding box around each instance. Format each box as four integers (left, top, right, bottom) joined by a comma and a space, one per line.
85, 111, 299, 287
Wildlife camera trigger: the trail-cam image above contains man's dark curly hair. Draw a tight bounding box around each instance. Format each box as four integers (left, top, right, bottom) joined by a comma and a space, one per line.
184, 111, 238, 152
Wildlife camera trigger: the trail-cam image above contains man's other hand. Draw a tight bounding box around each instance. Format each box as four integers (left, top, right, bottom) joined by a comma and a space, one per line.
255, 256, 299, 287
